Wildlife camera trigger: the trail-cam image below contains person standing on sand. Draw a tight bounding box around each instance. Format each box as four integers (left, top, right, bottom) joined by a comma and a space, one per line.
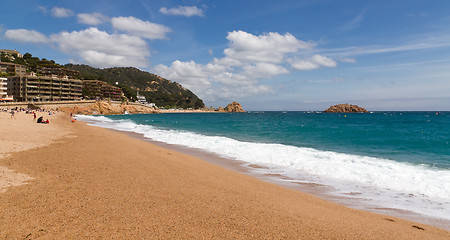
33, 112, 37, 121
11, 110, 16, 119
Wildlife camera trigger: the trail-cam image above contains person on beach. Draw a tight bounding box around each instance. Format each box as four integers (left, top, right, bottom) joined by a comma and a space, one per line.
33, 112, 37, 121
11, 110, 16, 119
37, 116, 43, 123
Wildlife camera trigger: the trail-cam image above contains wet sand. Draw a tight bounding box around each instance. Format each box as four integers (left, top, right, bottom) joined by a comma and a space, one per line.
1, 111, 449, 239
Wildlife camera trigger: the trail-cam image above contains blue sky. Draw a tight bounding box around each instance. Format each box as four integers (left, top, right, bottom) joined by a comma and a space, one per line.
1, 0, 450, 110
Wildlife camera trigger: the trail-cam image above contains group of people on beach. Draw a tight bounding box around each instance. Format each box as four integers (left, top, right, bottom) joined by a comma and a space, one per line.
2, 107, 54, 123
2, 106, 78, 124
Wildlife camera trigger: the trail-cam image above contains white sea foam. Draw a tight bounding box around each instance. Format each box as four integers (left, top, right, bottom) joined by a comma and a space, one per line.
77, 115, 450, 221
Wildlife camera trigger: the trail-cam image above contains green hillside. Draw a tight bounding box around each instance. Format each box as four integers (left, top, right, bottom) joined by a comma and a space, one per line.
65, 64, 205, 109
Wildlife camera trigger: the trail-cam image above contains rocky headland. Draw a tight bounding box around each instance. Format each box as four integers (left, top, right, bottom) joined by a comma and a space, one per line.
323, 104, 369, 113
1, 100, 246, 115
58, 101, 157, 115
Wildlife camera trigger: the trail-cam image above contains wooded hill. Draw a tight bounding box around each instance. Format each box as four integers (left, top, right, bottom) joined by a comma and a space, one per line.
65, 64, 205, 109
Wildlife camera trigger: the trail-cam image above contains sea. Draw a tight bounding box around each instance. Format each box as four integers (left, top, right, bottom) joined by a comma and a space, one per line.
76, 111, 450, 229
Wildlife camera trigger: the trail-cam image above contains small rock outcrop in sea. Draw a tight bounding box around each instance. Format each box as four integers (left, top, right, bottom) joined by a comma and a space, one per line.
323, 103, 368, 113
221, 101, 246, 113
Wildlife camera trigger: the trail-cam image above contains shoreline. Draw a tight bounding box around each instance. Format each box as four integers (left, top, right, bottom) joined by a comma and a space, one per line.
1, 111, 449, 238
101, 122, 450, 231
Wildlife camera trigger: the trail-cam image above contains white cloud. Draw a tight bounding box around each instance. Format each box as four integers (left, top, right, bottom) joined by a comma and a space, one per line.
153, 30, 335, 102
289, 54, 337, 70
5, 29, 49, 43
288, 59, 318, 71
4, 26, 155, 69
223, 30, 313, 64
153, 60, 273, 100
153, 60, 213, 91
242, 63, 289, 78
152, 59, 278, 100
159, 6, 204, 17
51, 27, 150, 68
111, 16, 171, 40
51, 7, 74, 18
311, 54, 337, 67
78, 13, 109, 25
77, 51, 141, 69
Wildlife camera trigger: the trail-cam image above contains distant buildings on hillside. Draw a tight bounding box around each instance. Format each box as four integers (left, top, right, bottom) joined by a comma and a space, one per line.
0, 49, 123, 103
0, 62, 26, 76
0, 49, 22, 58
82, 80, 123, 101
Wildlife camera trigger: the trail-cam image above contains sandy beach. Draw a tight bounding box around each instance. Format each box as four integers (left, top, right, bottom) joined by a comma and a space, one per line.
1, 111, 449, 239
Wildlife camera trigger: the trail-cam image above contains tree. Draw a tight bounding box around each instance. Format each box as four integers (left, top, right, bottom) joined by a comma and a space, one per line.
23, 53, 32, 59
1, 53, 12, 63
120, 85, 137, 101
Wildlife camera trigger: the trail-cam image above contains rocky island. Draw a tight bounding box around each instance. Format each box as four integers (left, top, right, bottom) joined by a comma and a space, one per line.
218, 101, 246, 113
323, 103, 369, 113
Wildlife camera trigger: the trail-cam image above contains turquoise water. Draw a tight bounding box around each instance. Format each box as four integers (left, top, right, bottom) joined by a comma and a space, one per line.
107, 111, 450, 168
78, 111, 450, 225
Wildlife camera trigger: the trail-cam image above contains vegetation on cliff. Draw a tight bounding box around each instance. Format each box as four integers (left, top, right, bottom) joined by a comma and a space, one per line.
65, 64, 205, 109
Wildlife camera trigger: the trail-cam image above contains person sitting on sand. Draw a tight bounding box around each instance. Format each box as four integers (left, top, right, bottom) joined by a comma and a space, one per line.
37, 116, 43, 123
45, 119, 49, 124
11, 110, 16, 119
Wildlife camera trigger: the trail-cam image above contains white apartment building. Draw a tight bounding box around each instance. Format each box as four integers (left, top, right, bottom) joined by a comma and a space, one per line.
0, 77, 13, 102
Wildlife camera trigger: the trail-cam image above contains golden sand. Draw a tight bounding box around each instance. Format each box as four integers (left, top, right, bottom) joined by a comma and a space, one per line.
0, 111, 449, 239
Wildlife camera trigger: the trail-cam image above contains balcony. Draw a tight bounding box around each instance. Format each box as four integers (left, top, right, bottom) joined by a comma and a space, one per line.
26, 80, 39, 84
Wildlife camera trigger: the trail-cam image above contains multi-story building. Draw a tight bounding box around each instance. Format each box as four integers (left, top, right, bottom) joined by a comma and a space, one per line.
0, 62, 26, 76
83, 80, 123, 101
0, 77, 13, 102
7, 75, 82, 102
0, 49, 23, 58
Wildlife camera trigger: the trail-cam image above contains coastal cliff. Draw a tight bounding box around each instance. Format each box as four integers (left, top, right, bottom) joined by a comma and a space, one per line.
323, 104, 368, 113
59, 101, 157, 115
1, 100, 246, 115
